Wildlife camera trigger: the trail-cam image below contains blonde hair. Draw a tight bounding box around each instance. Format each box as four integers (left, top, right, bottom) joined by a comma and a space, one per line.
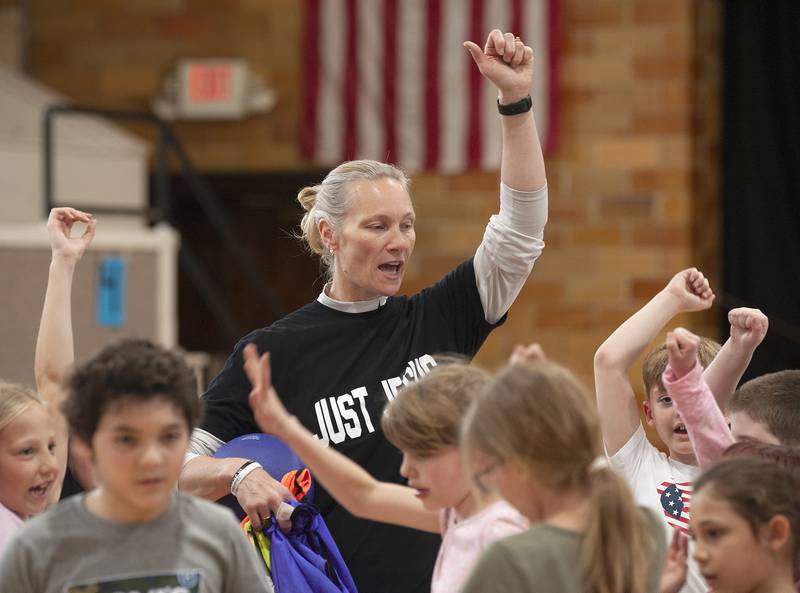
381, 361, 491, 458
642, 336, 721, 400
463, 361, 653, 593
297, 159, 410, 279
0, 382, 44, 433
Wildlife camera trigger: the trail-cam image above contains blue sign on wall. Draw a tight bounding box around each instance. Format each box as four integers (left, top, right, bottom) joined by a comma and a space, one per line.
97, 256, 126, 328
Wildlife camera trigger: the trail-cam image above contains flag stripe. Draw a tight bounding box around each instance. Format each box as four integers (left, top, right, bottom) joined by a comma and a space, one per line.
356, 0, 384, 160
510, 0, 522, 37
439, 0, 469, 173
299, 0, 321, 158
343, 0, 359, 160
545, 0, 561, 154
466, 0, 484, 169
480, 0, 510, 169
424, 0, 442, 170
316, 0, 346, 164
396, 0, 425, 171
302, 0, 557, 171
383, 0, 398, 162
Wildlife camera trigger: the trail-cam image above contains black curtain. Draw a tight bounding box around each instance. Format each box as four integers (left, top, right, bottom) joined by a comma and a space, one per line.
722, 1, 800, 379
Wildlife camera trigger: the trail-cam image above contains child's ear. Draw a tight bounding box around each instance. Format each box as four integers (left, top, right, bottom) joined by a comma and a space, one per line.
642, 399, 655, 426
765, 515, 791, 553
71, 434, 94, 459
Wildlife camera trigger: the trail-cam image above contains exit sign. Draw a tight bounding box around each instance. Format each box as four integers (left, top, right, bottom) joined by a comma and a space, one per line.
177, 59, 247, 119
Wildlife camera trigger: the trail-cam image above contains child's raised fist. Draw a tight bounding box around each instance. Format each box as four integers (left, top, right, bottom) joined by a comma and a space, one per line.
664, 268, 715, 313
728, 307, 769, 351
666, 327, 701, 379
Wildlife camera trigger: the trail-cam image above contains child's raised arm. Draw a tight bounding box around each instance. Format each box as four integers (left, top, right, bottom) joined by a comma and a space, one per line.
702, 308, 768, 409
244, 344, 440, 534
594, 268, 714, 456
34, 207, 96, 499
663, 328, 733, 467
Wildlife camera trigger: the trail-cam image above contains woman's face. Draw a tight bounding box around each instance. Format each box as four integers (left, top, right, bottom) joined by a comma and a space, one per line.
326, 177, 416, 302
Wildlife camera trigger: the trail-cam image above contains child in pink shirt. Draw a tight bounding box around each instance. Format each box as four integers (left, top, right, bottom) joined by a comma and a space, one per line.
247, 349, 527, 593
662, 328, 735, 467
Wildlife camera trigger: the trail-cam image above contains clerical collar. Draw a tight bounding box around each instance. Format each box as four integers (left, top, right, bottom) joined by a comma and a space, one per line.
317, 284, 388, 313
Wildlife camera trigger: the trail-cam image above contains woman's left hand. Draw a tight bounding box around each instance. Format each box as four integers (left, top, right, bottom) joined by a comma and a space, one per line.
464, 29, 534, 104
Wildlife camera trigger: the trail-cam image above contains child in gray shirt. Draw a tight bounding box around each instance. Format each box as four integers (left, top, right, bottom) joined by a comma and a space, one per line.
0, 339, 270, 593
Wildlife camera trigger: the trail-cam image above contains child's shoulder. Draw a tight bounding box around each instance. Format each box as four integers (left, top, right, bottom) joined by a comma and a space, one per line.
174, 492, 242, 534
5, 495, 84, 553
480, 522, 576, 572
608, 425, 670, 471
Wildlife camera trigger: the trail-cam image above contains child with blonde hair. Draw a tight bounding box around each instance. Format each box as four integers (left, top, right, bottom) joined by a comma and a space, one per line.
0, 384, 58, 553
245, 346, 527, 593
459, 360, 667, 593
0, 207, 95, 553
594, 268, 767, 593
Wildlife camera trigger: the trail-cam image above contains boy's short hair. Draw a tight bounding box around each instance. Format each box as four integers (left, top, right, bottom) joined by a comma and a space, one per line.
641, 336, 721, 400
381, 360, 491, 458
722, 440, 800, 479
64, 338, 202, 443
729, 370, 800, 446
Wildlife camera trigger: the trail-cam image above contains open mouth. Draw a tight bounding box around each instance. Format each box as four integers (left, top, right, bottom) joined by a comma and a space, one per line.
29, 482, 51, 498
673, 424, 688, 435
378, 262, 403, 277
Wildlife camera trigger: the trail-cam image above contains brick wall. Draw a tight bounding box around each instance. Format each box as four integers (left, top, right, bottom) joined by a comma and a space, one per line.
26, 0, 722, 400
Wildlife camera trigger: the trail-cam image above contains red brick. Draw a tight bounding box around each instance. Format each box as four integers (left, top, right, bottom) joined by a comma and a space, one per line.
591, 137, 663, 169
633, 0, 691, 24
158, 14, 211, 37
632, 223, 688, 246
631, 279, 668, 300
599, 194, 656, 219
568, 2, 626, 26
632, 170, 690, 193
632, 114, 691, 134
536, 305, 595, 330
634, 56, 690, 80
445, 171, 500, 194
570, 225, 623, 247
562, 56, 632, 89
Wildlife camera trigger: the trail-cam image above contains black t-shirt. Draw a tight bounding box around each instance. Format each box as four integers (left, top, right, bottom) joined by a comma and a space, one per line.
59, 466, 84, 499
201, 258, 504, 593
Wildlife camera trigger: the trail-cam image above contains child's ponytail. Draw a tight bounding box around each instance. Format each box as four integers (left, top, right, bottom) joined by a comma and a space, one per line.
582, 462, 652, 593
462, 361, 659, 593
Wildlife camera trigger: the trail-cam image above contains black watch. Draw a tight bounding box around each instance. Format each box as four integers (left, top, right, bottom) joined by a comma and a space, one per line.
497, 94, 532, 116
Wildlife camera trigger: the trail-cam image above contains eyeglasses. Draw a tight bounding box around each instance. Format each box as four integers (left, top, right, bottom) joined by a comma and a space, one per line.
472, 460, 501, 495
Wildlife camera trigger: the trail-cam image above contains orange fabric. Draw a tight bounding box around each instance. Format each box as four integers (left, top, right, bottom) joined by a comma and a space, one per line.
281, 468, 312, 502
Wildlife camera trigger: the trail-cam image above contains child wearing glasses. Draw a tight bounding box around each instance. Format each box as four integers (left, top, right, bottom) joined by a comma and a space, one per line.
245, 346, 527, 593
460, 360, 668, 593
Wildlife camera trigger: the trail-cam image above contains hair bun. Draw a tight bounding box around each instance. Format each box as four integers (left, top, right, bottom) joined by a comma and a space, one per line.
297, 185, 321, 213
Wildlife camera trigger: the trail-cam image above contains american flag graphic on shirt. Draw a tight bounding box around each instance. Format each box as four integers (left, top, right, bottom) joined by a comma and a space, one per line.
657, 481, 692, 534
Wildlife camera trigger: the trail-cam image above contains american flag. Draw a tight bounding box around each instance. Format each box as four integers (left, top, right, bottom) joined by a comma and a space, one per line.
658, 481, 692, 534
300, 0, 560, 172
